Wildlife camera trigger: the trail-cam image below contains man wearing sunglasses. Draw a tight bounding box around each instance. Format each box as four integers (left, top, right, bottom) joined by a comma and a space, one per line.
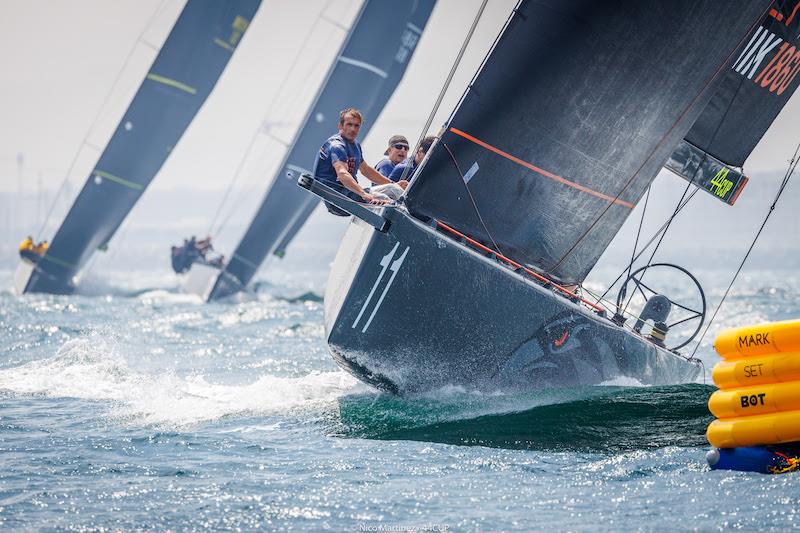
388, 135, 436, 183
375, 135, 410, 178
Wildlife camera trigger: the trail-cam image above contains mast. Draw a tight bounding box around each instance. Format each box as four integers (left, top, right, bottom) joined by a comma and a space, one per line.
405, 0, 774, 286
23, 0, 261, 294
206, 0, 436, 300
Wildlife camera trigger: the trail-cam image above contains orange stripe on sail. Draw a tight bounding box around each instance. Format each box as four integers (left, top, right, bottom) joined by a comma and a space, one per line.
448, 127, 635, 209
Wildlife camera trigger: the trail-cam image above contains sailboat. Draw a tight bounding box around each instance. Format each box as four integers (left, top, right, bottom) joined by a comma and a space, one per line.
298, 0, 800, 394
15, 0, 261, 295
183, 0, 436, 302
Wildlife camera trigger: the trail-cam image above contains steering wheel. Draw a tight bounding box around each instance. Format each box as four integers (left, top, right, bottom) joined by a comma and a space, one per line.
615, 262, 706, 351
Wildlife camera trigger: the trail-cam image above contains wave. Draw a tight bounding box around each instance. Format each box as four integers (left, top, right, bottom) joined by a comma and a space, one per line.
332, 383, 714, 453
0, 335, 360, 427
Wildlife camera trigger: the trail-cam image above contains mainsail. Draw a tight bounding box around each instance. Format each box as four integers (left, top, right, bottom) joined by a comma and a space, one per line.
207, 0, 436, 300
667, 1, 800, 205
23, 0, 261, 294
405, 0, 773, 286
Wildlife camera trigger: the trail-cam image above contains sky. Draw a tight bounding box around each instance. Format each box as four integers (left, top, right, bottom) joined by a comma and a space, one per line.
2, 0, 799, 193
0, 0, 798, 271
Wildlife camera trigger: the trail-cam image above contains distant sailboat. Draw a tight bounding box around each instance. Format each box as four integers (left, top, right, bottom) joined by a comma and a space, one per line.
299, 0, 800, 393
15, 0, 261, 295
182, 0, 436, 302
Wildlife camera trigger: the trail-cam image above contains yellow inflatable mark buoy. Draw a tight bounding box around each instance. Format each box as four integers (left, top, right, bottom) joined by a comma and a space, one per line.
707, 319, 800, 449
714, 319, 800, 358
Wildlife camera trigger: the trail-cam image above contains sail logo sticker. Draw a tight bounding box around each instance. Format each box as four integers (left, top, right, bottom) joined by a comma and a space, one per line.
351, 242, 410, 333
732, 22, 800, 96
709, 168, 734, 198
394, 23, 422, 64
463, 162, 480, 184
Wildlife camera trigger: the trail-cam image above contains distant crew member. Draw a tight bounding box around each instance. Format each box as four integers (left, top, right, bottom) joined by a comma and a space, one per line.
314, 108, 403, 214
388, 135, 436, 183
33, 240, 49, 255
19, 235, 34, 253
375, 135, 409, 178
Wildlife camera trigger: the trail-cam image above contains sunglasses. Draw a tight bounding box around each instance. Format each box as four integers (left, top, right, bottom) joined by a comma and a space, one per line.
392, 144, 409, 150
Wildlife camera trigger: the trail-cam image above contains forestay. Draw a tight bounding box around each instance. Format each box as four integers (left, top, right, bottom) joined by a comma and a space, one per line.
405, 0, 772, 285
26, 0, 261, 294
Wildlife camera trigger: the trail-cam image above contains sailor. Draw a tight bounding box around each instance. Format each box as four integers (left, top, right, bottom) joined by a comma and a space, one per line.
388, 135, 436, 183
374, 135, 410, 178
19, 235, 34, 253
32, 240, 49, 255
314, 108, 397, 211
196, 236, 213, 256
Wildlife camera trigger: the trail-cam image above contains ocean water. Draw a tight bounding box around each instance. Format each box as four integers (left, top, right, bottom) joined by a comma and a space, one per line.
3, 247, 800, 531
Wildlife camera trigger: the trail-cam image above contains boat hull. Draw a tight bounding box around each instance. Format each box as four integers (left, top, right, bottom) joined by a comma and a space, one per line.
21, 259, 76, 295
324, 209, 701, 394
182, 261, 223, 302
13, 260, 35, 295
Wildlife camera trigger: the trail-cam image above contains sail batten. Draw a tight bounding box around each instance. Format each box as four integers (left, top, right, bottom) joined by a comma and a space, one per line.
406, 0, 774, 285
25, 0, 261, 294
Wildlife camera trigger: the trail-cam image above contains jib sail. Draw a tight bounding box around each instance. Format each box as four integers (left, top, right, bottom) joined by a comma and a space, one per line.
208, 0, 435, 300
24, 0, 261, 294
667, 0, 800, 205
405, 0, 771, 285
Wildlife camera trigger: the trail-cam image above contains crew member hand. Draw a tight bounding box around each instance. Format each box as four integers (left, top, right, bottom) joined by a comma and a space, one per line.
398, 180, 409, 189
362, 193, 390, 205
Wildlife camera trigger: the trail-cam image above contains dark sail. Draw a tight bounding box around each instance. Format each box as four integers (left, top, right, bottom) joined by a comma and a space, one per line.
667, 1, 800, 204
24, 0, 261, 294
208, 0, 435, 299
405, 0, 771, 285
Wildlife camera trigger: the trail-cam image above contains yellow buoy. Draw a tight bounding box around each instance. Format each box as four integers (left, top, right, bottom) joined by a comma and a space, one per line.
707, 410, 800, 448
708, 381, 800, 418
714, 319, 800, 359
712, 352, 800, 389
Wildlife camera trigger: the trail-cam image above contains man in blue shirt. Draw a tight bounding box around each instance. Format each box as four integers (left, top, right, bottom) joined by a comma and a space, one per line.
388, 135, 436, 183
374, 135, 409, 178
314, 108, 396, 206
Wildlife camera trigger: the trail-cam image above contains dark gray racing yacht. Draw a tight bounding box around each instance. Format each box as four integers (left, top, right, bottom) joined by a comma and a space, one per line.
16, 0, 260, 295
299, 0, 800, 393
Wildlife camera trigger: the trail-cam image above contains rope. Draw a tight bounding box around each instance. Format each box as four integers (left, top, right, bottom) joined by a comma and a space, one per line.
690, 140, 800, 359
35, 0, 169, 240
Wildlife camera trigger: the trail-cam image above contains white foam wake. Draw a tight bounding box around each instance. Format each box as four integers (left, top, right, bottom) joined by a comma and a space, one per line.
0, 335, 362, 427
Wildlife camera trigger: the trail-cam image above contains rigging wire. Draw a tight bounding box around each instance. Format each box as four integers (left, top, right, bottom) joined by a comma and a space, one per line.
595, 187, 699, 303
619, 185, 651, 299
620, 178, 696, 316
35, 0, 170, 241
689, 140, 800, 359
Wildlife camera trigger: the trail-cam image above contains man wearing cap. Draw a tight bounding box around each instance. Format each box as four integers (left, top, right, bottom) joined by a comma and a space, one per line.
375, 135, 409, 178
388, 135, 436, 183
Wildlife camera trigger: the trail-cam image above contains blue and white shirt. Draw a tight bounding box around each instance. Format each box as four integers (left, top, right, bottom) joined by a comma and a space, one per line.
314, 133, 364, 196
